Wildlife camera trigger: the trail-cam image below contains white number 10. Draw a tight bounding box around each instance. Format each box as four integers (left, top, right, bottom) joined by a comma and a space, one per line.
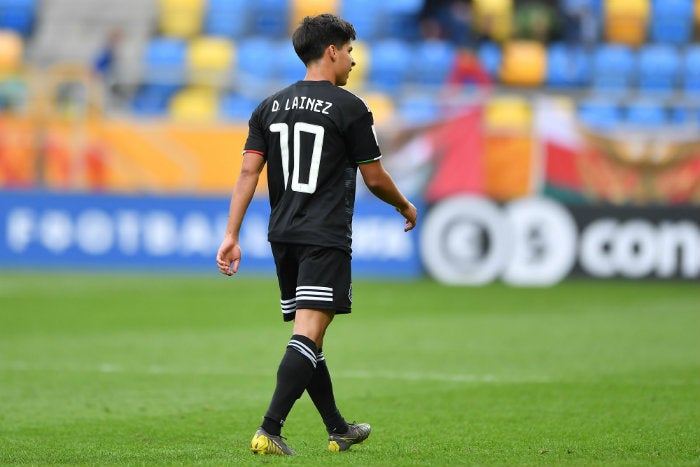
270, 122, 325, 194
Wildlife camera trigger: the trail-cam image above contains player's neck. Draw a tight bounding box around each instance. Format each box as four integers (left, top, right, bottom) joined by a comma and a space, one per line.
303, 62, 337, 85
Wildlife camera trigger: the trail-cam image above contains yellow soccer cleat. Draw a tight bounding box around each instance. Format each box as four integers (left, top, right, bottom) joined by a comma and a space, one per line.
328, 422, 371, 452
250, 428, 296, 455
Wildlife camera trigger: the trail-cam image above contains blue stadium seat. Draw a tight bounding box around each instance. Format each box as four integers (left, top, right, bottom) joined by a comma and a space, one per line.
219, 92, 259, 121
638, 44, 681, 95
477, 42, 501, 80
398, 95, 440, 125
367, 40, 412, 94
131, 84, 179, 117
0, 0, 36, 36
250, 0, 289, 37
577, 99, 622, 130
410, 40, 456, 87
649, 0, 694, 45
591, 44, 635, 93
341, 0, 383, 41
203, 0, 250, 39
626, 101, 667, 127
142, 37, 187, 86
683, 46, 700, 97
546, 42, 590, 88
235, 36, 278, 93
669, 105, 697, 125
383, 0, 423, 42
278, 40, 305, 84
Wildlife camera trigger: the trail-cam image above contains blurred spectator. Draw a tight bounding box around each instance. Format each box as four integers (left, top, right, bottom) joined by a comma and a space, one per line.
446, 48, 492, 88
513, 0, 560, 42
560, 0, 601, 46
420, 0, 474, 45
93, 28, 123, 79
92, 28, 129, 110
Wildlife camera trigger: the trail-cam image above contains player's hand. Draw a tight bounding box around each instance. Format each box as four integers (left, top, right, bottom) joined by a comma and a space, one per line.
216, 237, 242, 276
397, 202, 417, 232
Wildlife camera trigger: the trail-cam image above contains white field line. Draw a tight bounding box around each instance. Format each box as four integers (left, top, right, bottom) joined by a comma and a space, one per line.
1, 361, 551, 384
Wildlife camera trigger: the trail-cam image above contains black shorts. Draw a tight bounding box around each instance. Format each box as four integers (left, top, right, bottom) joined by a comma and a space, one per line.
270, 242, 352, 321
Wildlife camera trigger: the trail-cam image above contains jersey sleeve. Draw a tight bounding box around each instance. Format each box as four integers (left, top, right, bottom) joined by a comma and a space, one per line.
243, 103, 267, 158
345, 107, 382, 165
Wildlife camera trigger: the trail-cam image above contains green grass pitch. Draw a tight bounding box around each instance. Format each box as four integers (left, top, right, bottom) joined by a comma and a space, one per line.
0, 272, 698, 467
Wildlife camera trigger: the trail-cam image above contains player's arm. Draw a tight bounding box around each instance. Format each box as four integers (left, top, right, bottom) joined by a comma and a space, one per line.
216, 152, 266, 275
358, 160, 417, 232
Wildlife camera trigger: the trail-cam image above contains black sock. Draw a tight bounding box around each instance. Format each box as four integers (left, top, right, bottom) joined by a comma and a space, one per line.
261, 335, 317, 436
307, 349, 349, 434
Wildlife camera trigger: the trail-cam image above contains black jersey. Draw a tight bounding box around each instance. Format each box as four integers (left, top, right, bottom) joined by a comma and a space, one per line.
244, 80, 381, 252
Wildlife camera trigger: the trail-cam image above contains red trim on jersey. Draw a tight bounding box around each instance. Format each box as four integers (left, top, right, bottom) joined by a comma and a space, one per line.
242, 149, 264, 156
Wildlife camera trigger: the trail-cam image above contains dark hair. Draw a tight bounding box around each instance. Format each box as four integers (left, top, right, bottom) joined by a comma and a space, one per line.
292, 14, 356, 65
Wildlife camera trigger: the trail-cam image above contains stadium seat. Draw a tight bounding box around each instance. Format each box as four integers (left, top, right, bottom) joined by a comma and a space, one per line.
484, 96, 532, 130
477, 42, 502, 80
0, 0, 36, 36
366, 39, 411, 94
169, 87, 219, 122
142, 37, 187, 86
347, 40, 369, 88
290, 0, 339, 33
577, 99, 622, 130
604, 0, 650, 46
625, 101, 667, 127
0, 29, 23, 73
382, 0, 423, 41
219, 92, 259, 121
397, 94, 441, 125
638, 44, 681, 95
591, 44, 635, 93
250, 0, 290, 37
340, 0, 383, 41
234, 36, 278, 93
158, 0, 205, 38
203, 0, 250, 39
683, 46, 700, 96
409, 40, 456, 87
131, 84, 179, 117
649, 0, 694, 44
187, 37, 234, 87
499, 41, 546, 87
546, 42, 590, 88
362, 91, 395, 126
472, 0, 513, 42
278, 40, 305, 84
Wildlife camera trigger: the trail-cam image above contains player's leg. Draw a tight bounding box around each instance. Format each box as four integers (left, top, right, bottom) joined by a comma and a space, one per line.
294, 246, 372, 451
251, 243, 308, 455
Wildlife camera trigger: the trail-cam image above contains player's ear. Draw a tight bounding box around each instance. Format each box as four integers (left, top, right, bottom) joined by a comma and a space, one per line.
328, 44, 337, 61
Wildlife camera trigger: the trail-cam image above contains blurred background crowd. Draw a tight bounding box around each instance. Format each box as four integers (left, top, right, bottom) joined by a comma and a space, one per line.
0, 0, 699, 201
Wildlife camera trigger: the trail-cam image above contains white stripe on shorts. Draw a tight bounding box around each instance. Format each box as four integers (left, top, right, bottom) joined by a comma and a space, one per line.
296, 286, 333, 302
280, 297, 296, 316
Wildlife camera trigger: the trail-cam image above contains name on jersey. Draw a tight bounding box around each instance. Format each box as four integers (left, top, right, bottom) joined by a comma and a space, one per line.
271, 96, 333, 114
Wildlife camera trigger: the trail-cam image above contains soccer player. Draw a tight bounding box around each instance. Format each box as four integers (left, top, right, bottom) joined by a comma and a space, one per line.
216, 14, 418, 455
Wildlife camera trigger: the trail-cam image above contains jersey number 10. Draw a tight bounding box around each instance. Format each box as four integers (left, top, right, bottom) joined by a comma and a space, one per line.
270, 122, 324, 194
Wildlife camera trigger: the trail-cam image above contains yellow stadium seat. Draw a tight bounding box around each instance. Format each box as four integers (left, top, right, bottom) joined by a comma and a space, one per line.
348, 40, 369, 86
604, 0, 650, 46
472, 0, 513, 42
169, 87, 219, 122
499, 41, 546, 87
484, 96, 532, 130
0, 30, 23, 74
188, 37, 234, 87
696, 0, 700, 25
159, 0, 205, 38
290, 0, 339, 32
361, 91, 395, 126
